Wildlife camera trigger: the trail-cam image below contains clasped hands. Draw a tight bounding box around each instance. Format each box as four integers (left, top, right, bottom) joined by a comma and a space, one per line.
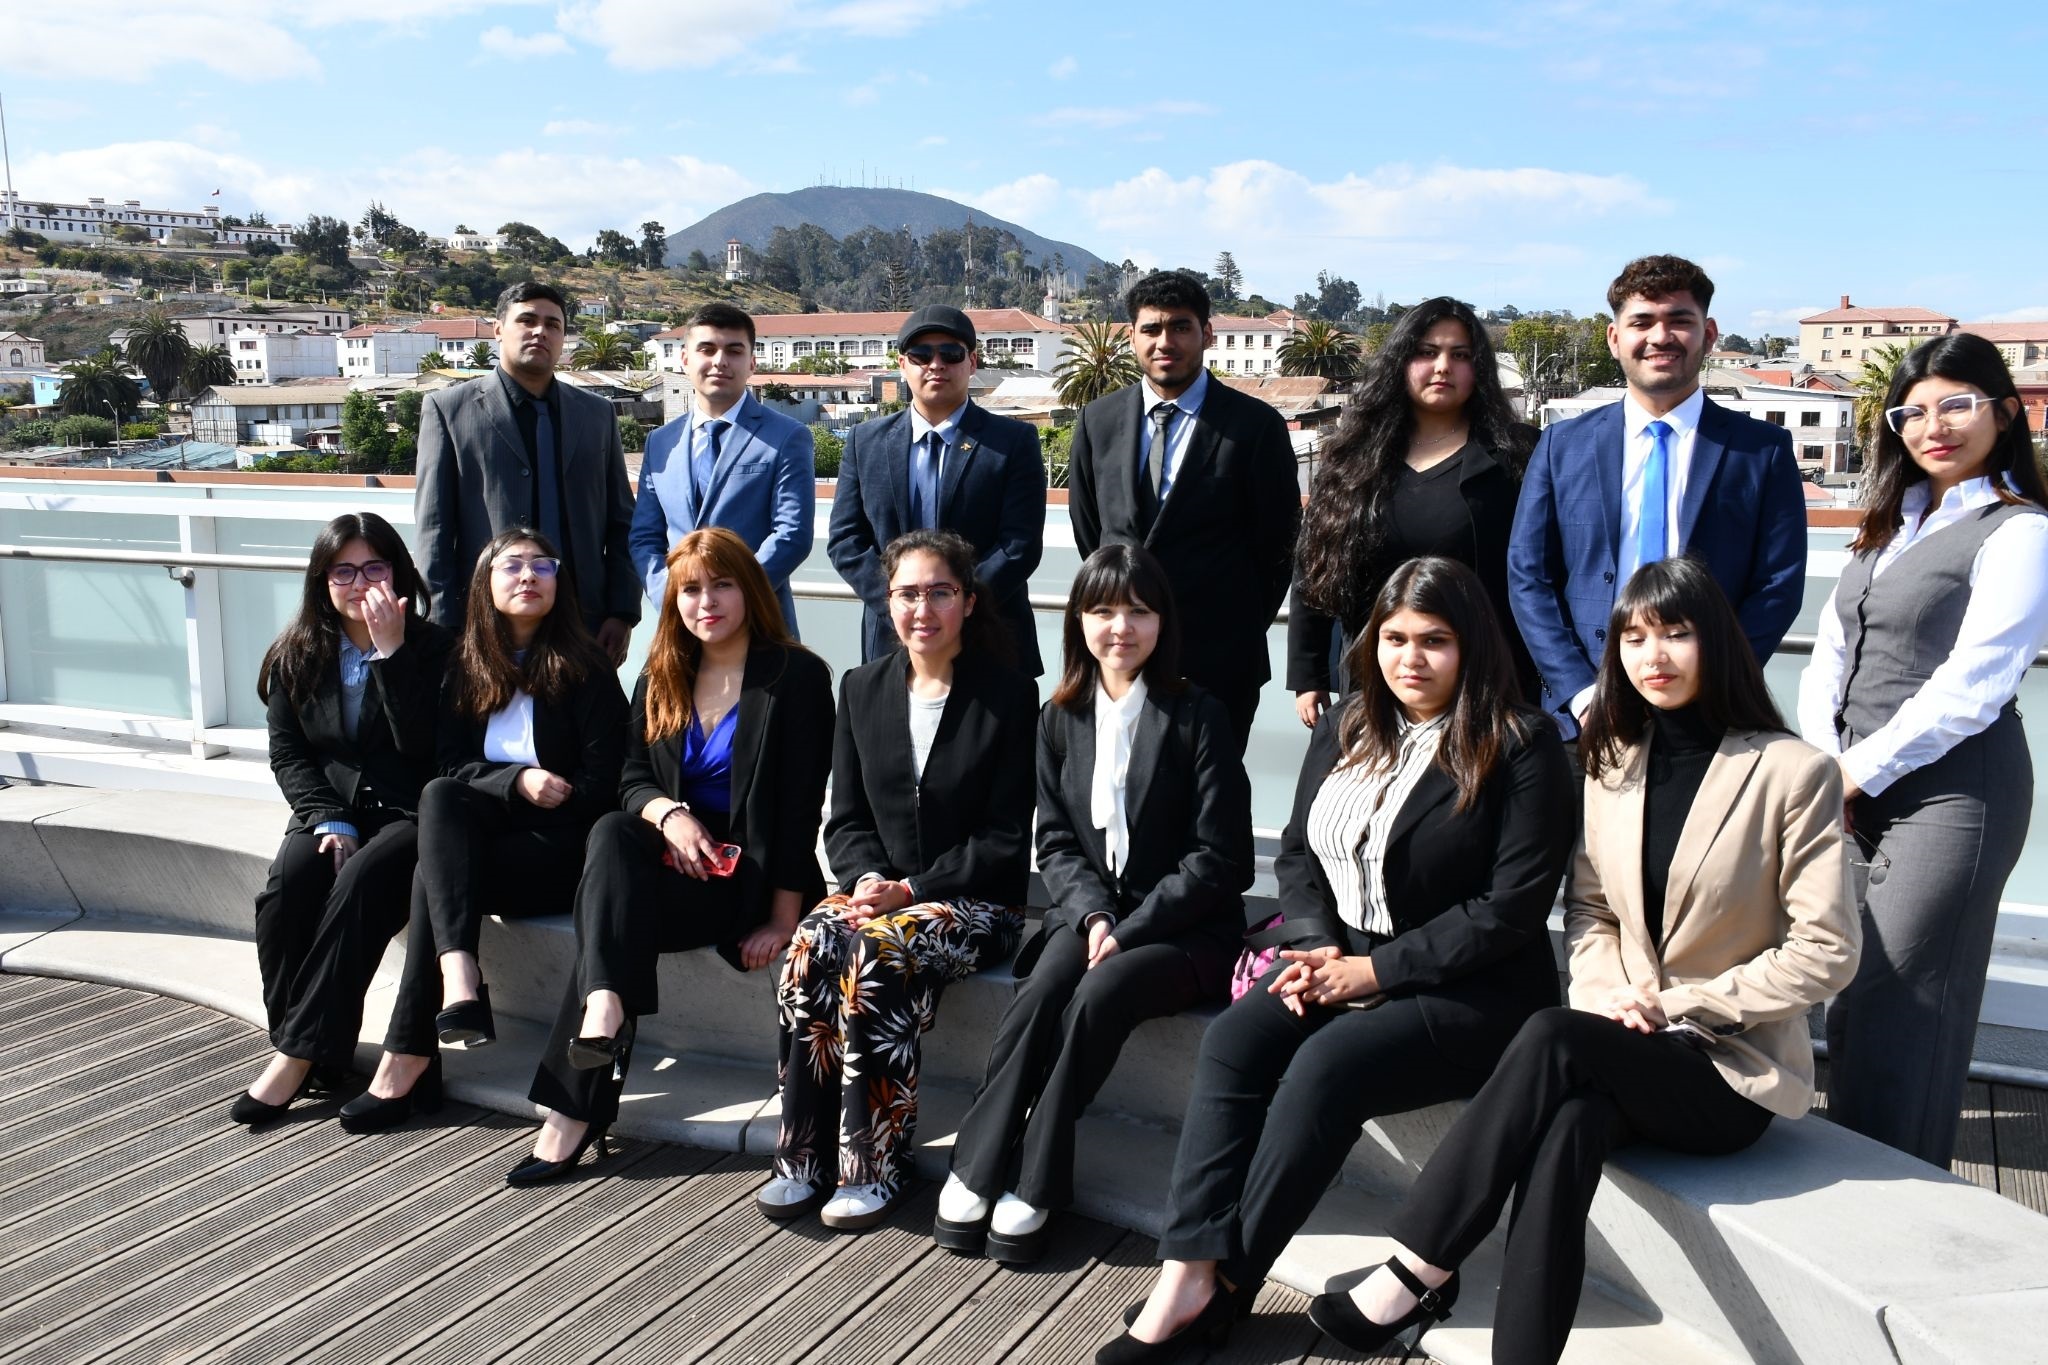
838, 876, 915, 926
1590, 982, 1668, 1034
1269, 945, 1380, 1015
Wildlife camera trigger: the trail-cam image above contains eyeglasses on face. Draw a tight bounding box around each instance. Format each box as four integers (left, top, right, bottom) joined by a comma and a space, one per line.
492, 555, 561, 578
888, 584, 962, 608
326, 560, 392, 586
903, 342, 970, 367
1884, 391, 1999, 435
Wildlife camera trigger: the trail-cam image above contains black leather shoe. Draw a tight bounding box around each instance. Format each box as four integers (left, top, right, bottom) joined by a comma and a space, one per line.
566, 1017, 636, 1078
1121, 1277, 1257, 1329
1307, 1258, 1459, 1358
337, 1055, 444, 1135
506, 1125, 612, 1188
436, 984, 495, 1048
228, 1069, 311, 1126
1095, 1283, 1234, 1363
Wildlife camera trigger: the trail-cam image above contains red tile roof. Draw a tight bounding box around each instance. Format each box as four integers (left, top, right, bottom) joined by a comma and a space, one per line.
407, 318, 496, 340
1962, 322, 2048, 344
338, 324, 401, 338
1801, 304, 1955, 325
657, 307, 1072, 342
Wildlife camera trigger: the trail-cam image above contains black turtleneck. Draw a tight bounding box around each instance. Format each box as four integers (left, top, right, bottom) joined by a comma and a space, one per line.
1641, 703, 1723, 947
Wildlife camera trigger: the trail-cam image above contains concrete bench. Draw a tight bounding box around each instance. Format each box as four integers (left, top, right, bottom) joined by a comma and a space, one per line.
5, 781, 2048, 1364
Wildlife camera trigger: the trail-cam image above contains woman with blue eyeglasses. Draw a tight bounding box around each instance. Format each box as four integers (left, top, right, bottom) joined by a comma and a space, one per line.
340, 527, 628, 1134
1798, 332, 2048, 1167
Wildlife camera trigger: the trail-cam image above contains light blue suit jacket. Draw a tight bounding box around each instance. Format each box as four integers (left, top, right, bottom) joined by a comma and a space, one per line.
630, 394, 817, 632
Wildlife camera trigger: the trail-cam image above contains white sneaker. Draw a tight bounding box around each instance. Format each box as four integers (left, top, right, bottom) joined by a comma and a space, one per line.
938, 1172, 992, 1225
820, 1181, 898, 1231
990, 1192, 1047, 1237
755, 1175, 825, 1219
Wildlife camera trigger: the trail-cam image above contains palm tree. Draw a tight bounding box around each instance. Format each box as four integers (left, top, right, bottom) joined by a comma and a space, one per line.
570, 330, 638, 370
416, 350, 445, 374
1853, 342, 1914, 457
466, 341, 495, 369
1277, 319, 1363, 383
124, 309, 193, 406
1053, 320, 1140, 408
59, 349, 144, 420
183, 344, 235, 396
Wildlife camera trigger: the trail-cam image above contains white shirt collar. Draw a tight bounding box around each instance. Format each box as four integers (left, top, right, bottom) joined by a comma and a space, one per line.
1902, 473, 2004, 519
692, 389, 748, 436
1622, 385, 1705, 440
910, 401, 969, 446
1141, 368, 1208, 417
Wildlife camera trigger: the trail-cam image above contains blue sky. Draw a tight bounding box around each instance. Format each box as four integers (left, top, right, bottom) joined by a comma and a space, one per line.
4, 1, 2042, 337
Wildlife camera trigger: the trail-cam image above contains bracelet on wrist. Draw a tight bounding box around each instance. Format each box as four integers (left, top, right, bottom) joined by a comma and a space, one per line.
657, 802, 692, 832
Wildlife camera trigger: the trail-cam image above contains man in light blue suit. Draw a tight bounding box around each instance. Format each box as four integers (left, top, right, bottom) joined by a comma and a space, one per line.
1508, 255, 1806, 735
631, 303, 816, 631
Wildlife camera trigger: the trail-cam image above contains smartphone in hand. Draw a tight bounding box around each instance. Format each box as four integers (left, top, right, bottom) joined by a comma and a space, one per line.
704, 843, 743, 878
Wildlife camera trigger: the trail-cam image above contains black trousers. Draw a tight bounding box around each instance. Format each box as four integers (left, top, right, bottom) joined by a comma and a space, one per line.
1158, 968, 1493, 1287
1196, 675, 1260, 757
255, 813, 417, 1066
383, 777, 589, 1055
527, 810, 751, 1127
950, 924, 1204, 1208
1387, 1008, 1772, 1365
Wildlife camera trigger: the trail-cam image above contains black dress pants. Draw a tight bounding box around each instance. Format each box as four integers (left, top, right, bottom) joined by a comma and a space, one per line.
950, 924, 1204, 1208
383, 777, 590, 1055
255, 812, 417, 1066
1386, 1007, 1773, 1365
527, 810, 752, 1127
1159, 968, 1492, 1288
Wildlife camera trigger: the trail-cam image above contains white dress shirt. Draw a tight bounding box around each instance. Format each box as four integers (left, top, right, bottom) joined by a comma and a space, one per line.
1139, 369, 1208, 500
909, 400, 968, 477
1796, 475, 2048, 797
483, 691, 540, 766
1090, 678, 1149, 878
1305, 716, 1446, 938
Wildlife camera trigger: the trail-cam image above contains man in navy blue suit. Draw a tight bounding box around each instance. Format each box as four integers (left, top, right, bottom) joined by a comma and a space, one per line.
827, 305, 1047, 675
631, 303, 816, 631
1508, 254, 1806, 735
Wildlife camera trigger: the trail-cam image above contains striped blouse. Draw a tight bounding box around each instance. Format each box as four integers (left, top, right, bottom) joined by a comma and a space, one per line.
1304, 717, 1446, 938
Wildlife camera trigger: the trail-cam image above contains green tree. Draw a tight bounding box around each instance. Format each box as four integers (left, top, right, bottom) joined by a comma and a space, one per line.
792, 353, 850, 375
1764, 335, 1790, 359
183, 344, 236, 395
1853, 342, 1914, 455
57, 349, 142, 420
810, 425, 844, 479
1277, 319, 1363, 382
1053, 320, 1140, 408
392, 388, 424, 467
570, 330, 639, 369
639, 221, 667, 271
53, 414, 118, 447
416, 350, 445, 374
244, 239, 282, 261
1212, 251, 1243, 305
1040, 424, 1073, 488
618, 416, 647, 453
291, 215, 352, 270
124, 309, 194, 405
1720, 334, 1754, 354
1296, 271, 1361, 322
686, 248, 712, 273
593, 229, 639, 268
466, 341, 495, 368
339, 390, 392, 470
112, 225, 151, 245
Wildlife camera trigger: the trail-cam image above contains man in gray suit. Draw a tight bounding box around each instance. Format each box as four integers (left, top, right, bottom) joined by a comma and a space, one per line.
415, 281, 638, 662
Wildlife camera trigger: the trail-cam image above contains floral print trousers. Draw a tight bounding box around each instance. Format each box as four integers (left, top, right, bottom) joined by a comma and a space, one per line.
774, 894, 1023, 1193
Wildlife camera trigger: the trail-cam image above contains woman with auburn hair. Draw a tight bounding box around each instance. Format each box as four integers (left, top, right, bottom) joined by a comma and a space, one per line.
506, 528, 835, 1184
1288, 296, 1537, 727
1102, 557, 1574, 1363
1313, 558, 1859, 1365
339, 527, 628, 1134
937, 543, 1253, 1263
1798, 331, 2048, 1166
758, 529, 1039, 1232
231, 513, 451, 1125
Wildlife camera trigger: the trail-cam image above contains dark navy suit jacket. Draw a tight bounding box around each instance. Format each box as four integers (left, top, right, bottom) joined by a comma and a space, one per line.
1506, 396, 1806, 732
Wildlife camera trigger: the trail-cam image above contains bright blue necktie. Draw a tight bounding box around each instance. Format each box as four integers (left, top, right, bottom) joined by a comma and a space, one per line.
693, 418, 725, 514
534, 399, 562, 550
1639, 419, 1671, 568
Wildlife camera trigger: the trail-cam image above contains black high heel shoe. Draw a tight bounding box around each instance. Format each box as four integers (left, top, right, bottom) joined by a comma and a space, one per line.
1095, 1282, 1235, 1364
337, 1055, 444, 1135
228, 1064, 314, 1126
1122, 1277, 1258, 1328
436, 984, 495, 1048
1308, 1258, 1460, 1361
505, 1123, 613, 1187
566, 1017, 636, 1078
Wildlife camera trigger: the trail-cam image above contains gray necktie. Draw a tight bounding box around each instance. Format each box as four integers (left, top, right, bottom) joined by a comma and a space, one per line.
534, 398, 562, 549
1145, 401, 1175, 510
914, 431, 945, 528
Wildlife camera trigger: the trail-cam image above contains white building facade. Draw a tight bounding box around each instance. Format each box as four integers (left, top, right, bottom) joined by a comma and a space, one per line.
0, 192, 295, 245
179, 310, 352, 349
1204, 315, 1291, 376
190, 384, 347, 445
0, 332, 48, 368
337, 325, 439, 379
230, 328, 337, 385
648, 307, 1073, 374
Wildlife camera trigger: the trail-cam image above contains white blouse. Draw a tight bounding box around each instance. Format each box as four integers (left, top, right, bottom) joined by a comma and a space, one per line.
1305, 717, 1445, 938
1090, 678, 1149, 877
483, 690, 539, 766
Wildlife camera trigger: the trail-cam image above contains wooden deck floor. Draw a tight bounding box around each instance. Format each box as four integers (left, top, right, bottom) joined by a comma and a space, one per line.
0, 974, 1418, 1365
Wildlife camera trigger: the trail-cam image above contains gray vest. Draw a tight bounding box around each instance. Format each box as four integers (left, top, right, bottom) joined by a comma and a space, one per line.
1834, 500, 2042, 745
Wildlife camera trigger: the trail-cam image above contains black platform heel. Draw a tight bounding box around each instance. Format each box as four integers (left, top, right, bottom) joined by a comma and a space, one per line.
1095, 1282, 1235, 1363
435, 983, 495, 1048
228, 1065, 313, 1126
505, 1124, 613, 1187
337, 1054, 445, 1135
1308, 1257, 1460, 1362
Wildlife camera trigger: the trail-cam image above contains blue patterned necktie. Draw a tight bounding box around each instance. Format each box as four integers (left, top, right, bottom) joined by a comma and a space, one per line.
1639, 419, 1672, 567
914, 431, 945, 528
534, 398, 561, 550
694, 418, 726, 512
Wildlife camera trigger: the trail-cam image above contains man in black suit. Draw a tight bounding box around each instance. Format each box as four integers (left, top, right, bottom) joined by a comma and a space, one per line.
1069, 271, 1301, 748
415, 281, 638, 663
827, 305, 1048, 675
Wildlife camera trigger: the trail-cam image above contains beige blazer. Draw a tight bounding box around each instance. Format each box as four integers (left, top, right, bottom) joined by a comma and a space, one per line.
1565, 729, 1861, 1118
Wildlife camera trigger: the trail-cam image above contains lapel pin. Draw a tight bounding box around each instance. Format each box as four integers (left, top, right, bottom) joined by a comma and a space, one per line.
958, 438, 976, 454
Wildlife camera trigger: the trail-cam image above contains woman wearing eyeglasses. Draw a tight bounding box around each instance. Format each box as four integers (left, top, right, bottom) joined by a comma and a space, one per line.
231, 513, 452, 1125
339, 527, 629, 1133
1797, 332, 2048, 1167
505, 528, 835, 1185
759, 528, 1038, 1231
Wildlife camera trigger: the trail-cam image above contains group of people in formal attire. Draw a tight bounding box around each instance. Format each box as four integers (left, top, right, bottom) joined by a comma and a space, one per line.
224, 257, 2048, 1364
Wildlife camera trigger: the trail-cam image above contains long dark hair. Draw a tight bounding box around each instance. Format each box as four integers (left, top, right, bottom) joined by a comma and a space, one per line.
450, 526, 608, 719
880, 528, 1017, 668
643, 526, 799, 743
1295, 297, 1532, 617
1852, 333, 2045, 554
1335, 556, 1526, 812
1050, 543, 1186, 710
257, 512, 425, 706
1579, 557, 1786, 779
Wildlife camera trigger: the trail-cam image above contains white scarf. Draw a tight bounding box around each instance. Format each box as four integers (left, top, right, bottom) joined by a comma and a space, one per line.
1090, 677, 1149, 876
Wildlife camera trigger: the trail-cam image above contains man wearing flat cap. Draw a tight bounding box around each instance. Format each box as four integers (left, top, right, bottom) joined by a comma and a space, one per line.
827, 305, 1048, 674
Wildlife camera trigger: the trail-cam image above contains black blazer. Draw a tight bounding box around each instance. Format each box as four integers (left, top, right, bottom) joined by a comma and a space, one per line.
1069, 380, 1301, 697
437, 661, 630, 830
1285, 439, 1534, 696
266, 617, 454, 833
1270, 702, 1575, 1069
1017, 685, 1254, 987
620, 642, 835, 962
825, 401, 1048, 675
824, 648, 1039, 908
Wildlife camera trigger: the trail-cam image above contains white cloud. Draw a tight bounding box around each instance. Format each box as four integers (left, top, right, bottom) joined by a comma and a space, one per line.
556, 0, 942, 70
815, 0, 936, 36
934, 173, 1064, 228
1047, 55, 1078, 79
541, 119, 623, 137
480, 25, 572, 59
1747, 306, 1820, 334
9, 4, 320, 81
1979, 306, 2048, 323
1036, 102, 1214, 130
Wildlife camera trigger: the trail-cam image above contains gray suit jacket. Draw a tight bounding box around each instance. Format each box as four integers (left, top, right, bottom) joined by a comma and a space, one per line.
414, 371, 640, 629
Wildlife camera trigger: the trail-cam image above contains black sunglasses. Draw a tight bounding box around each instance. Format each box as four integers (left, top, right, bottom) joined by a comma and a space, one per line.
903, 342, 970, 367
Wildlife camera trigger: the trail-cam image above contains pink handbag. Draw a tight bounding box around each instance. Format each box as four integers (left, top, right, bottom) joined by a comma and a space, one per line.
1228, 914, 1286, 1001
